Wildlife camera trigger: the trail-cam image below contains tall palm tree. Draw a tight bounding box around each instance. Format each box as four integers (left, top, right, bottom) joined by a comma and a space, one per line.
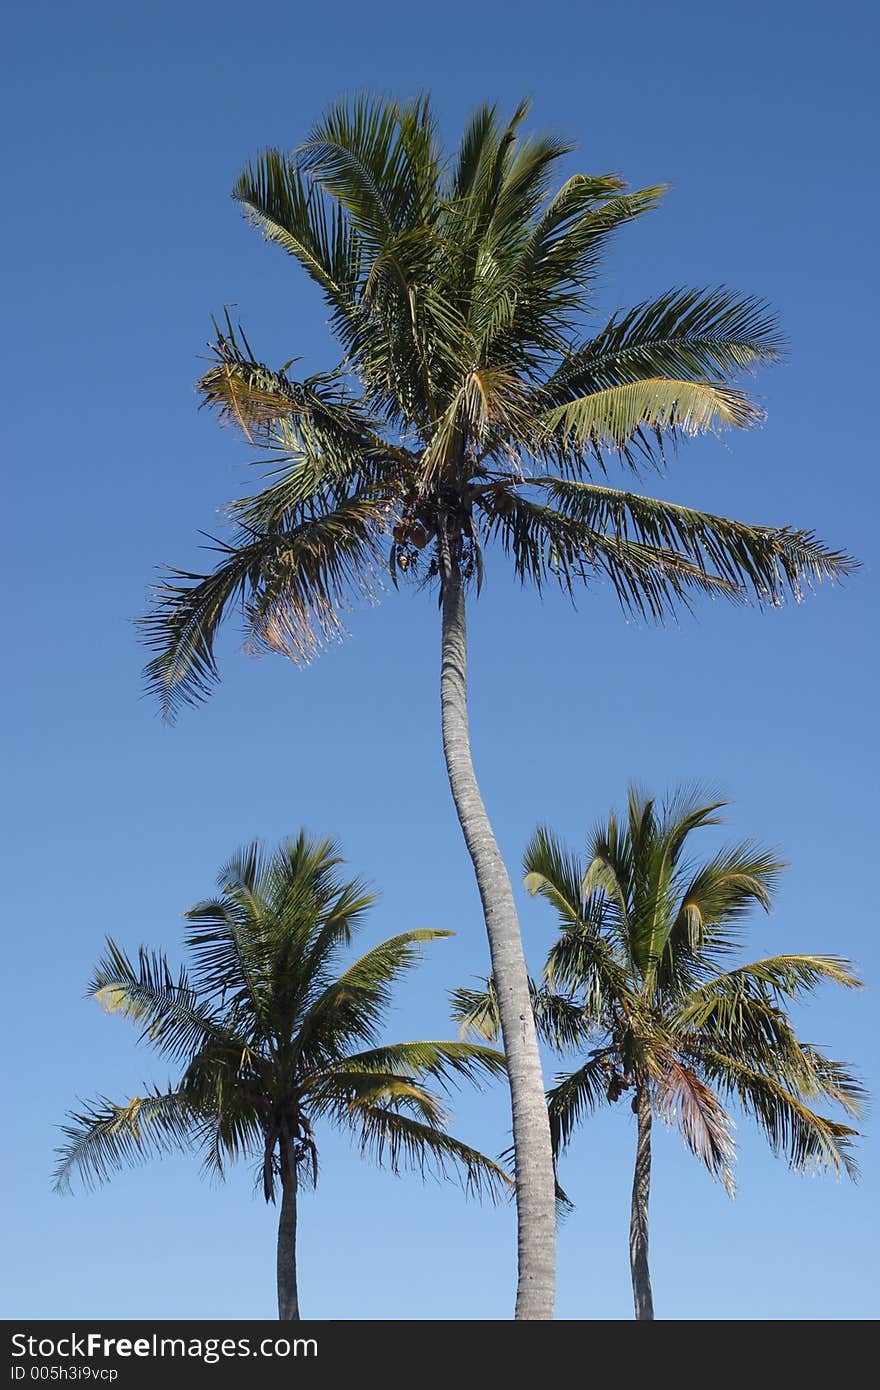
140, 96, 854, 1318
54, 833, 509, 1320
453, 789, 864, 1320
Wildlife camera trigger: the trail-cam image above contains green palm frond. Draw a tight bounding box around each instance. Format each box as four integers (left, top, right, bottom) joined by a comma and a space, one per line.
541, 377, 763, 455
449, 979, 502, 1042
54, 1089, 194, 1192
546, 1054, 614, 1154
295, 929, 454, 1063
523, 825, 588, 928
479, 488, 742, 617
538, 288, 783, 402
352, 1103, 512, 1199
298, 94, 437, 252
523, 825, 630, 1008
338, 1040, 507, 1090
195, 1099, 268, 1180
140, 493, 388, 718
530, 480, 854, 604
450, 977, 593, 1052
311, 1072, 444, 1126
233, 151, 360, 310
677, 955, 863, 1035
792, 1046, 865, 1118
88, 939, 229, 1063
702, 1052, 861, 1177
668, 844, 786, 962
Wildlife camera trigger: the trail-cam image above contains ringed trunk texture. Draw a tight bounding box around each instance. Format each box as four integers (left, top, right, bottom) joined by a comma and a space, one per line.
630, 1083, 654, 1321
277, 1141, 300, 1322
439, 561, 556, 1320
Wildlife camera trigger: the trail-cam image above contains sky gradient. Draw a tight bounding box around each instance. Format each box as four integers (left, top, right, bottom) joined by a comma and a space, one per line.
3, 0, 877, 1320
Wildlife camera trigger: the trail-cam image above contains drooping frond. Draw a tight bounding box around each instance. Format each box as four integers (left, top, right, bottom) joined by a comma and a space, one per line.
54, 1089, 194, 1192
653, 1062, 736, 1194
351, 1103, 512, 1199
530, 479, 854, 606
668, 843, 786, 961
539, 288, 783, 400
233, 151, 361, 312
541, 377, 764, 457
478, 488, 741, 617
701, 1052, 861, 1178
546, 1054, 615, 1154
309, 1071, 445, 1127
140, 494, 388, 719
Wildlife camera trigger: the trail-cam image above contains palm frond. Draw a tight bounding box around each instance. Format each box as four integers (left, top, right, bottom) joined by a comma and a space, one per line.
449, 979, 502, 1041
546, 1054, 615, 1154
702, 1052, 861, 1178
531, 479, 854, 605
523, 824, 630, 1008
296, 929, 454, 1062
450, 976, 593, 1052
233, 150, 360, 309
88, 939, 228, 1063
54, 1089, 194, 1192
653, 1062, 736, 1194
479, 488, 742, 618
310, 1072, 444, 1126
352, 1103, 512, 1199
678, 955, 863, 1030
140, 494, 388, 719
337, 1039, 507, 1090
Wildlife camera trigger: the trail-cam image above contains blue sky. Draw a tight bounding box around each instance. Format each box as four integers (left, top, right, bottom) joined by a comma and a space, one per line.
3, 0, 877, 1321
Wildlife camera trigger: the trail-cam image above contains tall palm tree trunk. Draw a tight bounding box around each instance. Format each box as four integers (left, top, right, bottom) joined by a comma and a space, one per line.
277, 1139, 300, 1321
439, 557, 556, 1320
630, 1083, 654, 1321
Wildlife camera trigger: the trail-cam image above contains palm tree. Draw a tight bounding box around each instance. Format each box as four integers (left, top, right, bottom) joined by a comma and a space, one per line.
54, 833, 509, 1320
140, 97, 854, 1318
453, 789, 864, 1320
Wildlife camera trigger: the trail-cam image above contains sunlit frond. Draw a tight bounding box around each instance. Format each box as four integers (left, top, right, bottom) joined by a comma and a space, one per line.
88, 939, 228, 1063
337, 1040, 507, 1090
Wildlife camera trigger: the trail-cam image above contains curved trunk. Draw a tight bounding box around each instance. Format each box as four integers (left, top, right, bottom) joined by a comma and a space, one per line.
276, 1140, 300, 1322
630, 1083, 654, 1321
439, 559, 556, 1320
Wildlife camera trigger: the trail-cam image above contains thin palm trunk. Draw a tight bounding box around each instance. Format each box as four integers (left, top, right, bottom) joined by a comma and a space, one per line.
277, 1138, 300, 1321
630, 1082, 654, 1321
439, 556, 556, 1320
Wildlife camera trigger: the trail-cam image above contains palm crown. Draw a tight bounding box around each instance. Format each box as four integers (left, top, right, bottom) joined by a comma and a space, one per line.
55, 833, 508, 1201
454, 789, 863, 1191
141, 95, 852, 714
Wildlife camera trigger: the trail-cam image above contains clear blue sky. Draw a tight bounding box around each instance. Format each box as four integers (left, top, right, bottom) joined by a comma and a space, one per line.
3, 0, 877, 1321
